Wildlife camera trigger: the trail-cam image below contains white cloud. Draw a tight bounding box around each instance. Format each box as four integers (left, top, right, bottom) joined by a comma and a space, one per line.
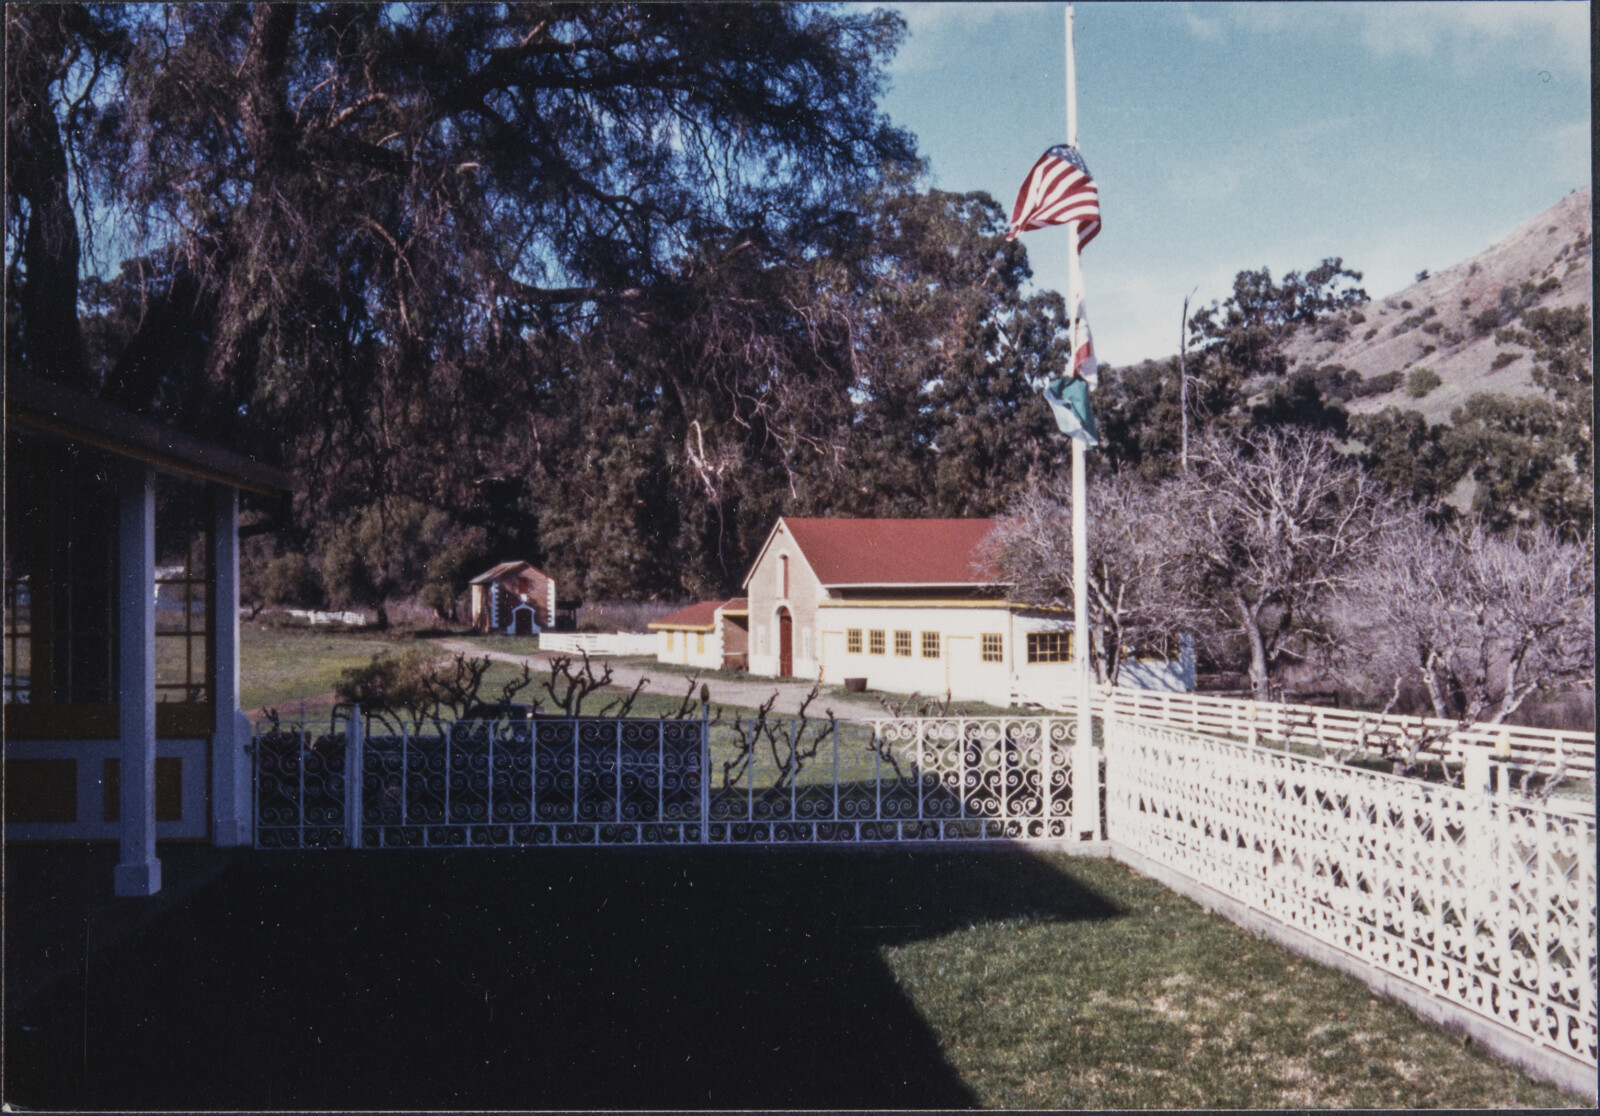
884, 2, 1047, 76
1356, 1, 1590, 68
1180, 3, 1225, 42
1173, 2, 1589, 73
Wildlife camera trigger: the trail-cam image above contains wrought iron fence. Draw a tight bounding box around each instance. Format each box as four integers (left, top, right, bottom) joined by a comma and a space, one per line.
1105, 717, 1598, 1071
252, 709, 1096, 849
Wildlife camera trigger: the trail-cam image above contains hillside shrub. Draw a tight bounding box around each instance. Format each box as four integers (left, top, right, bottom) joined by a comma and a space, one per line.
1421, 320, 1444, 335
1363, 328, 1378, 341
1419, 344, 1437, 357
1350, 370, 1403, 398
1348, 309, 1366, 324
1405, 368, 1442, 398
1400, 300, 1413, 310
1490, 350, 1521, 371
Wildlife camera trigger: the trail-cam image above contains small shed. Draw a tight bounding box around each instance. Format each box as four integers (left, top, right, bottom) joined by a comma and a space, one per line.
649, 598, 748, 671
468, 562, 557, 634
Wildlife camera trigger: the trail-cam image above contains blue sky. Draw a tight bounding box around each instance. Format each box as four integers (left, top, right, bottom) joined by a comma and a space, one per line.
873, 1, 1591, 364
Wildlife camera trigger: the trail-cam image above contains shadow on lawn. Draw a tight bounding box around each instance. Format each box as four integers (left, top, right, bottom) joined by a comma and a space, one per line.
5, 844, 1121, 1110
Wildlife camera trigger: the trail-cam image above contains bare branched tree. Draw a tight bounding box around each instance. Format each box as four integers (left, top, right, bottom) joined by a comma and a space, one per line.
1341, 515, 1595, 724
990, 471, 1206, 686
711, 684, 835, 795
1175, 427, 1399, 700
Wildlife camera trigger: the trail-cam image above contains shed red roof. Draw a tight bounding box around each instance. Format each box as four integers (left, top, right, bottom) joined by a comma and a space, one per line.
777, 518, 1004, 586
648, 600, 727, 630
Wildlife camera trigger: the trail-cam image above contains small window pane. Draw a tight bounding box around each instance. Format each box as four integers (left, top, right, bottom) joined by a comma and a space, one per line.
868, 629, 885, 656
920, 631, 940, 659
846, 629, 862, 654
893, 630, 912, 657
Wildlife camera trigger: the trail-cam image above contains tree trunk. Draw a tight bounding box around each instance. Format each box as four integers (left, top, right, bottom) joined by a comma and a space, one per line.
1236, 588, 1272, 700
8, 10, 89, 391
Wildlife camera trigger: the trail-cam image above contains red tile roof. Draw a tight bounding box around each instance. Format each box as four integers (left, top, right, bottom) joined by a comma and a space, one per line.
648, 600, 725, 630
779, 518, 1004, 586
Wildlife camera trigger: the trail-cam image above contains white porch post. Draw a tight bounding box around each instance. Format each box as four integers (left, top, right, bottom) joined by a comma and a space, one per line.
114, 464, 162, 896
212, 485, 252, 845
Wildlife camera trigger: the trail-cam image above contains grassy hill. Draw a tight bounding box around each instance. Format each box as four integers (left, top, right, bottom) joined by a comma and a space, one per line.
1281, 186, 1592, 426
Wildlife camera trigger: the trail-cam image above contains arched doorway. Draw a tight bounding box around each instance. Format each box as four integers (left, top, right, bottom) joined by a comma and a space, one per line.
777, 607, 793, 677
512, 604, 537, 635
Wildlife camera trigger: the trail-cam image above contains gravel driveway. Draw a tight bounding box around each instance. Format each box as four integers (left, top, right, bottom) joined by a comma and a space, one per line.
430, 638, 892, 721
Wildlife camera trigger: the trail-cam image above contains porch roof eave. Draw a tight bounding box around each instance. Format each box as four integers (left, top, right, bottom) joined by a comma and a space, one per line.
6, 373, 293, 496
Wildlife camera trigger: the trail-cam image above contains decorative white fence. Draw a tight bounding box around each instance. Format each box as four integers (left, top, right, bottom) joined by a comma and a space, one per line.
1105, 717, 1598, 1072
538, 632, 656, 656
1017, 685, 1595, 778
252, 712, 1099, 849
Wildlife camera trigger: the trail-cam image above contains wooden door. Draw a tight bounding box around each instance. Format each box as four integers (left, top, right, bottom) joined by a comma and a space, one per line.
778, 609, 793, 677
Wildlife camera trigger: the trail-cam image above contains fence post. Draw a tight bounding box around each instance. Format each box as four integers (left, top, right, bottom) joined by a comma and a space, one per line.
1073, 695, 1101, 842
1101, 687, 1117, 840
344, 704, 363, 850
699, 706, 710, 844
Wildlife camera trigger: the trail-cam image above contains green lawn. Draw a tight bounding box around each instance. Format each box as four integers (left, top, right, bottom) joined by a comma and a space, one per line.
883, 852, 1582, 1109
239, 624, 415, 714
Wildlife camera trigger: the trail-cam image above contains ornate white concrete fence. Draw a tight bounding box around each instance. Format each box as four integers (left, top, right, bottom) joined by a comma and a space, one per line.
1017, 685, 1595, 778
1105, 717, 1597, 1077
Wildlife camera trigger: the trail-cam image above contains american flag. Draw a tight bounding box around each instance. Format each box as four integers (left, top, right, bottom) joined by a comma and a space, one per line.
1005, 144, 1100, 246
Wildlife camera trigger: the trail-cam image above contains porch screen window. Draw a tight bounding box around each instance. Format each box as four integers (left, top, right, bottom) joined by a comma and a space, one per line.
981, 633, 1003, 663
846, 629, 861, 654
4, 438, 118, 707
868, 629, 885, 655
1026, 631, 1072, 664
920, 631, 940, 659
893, 630, 912, 657
154, 475, 212, 704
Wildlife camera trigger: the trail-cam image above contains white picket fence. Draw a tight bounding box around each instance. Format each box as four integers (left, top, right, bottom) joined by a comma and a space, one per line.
538, 632, 656, 656
1016, 683, 1595, 778
1105, 717, 1598, 1076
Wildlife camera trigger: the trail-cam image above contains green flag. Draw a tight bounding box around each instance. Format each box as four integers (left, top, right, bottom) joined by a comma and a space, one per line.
1045, 375, 1097, 446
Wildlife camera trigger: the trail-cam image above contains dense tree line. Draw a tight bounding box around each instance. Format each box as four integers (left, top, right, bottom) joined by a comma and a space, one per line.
8, 3, 1592, 701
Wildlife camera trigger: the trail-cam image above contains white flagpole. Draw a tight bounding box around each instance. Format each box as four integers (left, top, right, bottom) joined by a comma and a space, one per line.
1066, 4, 1097, 840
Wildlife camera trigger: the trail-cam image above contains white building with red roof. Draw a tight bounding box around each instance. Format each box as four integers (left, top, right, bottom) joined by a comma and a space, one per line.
740, 516, 1192, 706
647, 598, 749, 671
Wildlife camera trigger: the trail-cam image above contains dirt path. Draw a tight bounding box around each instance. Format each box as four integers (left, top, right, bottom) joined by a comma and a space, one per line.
430, 638, 888, 722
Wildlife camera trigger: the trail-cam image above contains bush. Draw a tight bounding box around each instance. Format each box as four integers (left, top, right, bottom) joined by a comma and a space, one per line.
1400, 300, 1413, 310
1405, 368, 1442, 398
1470, 307, 1503, 336
1421, 320, 1444, 335
336, 646, 443, 718
1363, 327, 1378, 341
1490, 350, 1521, 371
1350, 370, 1403, 398
1348, 309, 1366, 324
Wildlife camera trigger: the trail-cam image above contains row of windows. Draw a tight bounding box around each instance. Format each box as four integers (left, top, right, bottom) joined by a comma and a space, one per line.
841, 630, 1028, 664
663, 631, 707, 654
840, 629, 1069, 664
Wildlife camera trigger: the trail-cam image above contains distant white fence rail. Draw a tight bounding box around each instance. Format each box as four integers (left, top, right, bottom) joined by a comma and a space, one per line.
539, 632, 656, 656
1105, 717, 1598, 1074
1015, 684, 1595, 778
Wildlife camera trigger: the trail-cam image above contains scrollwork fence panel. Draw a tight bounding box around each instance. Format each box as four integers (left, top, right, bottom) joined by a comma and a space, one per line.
1105, 719, 1598, 1070
255, 712, 1094, 848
